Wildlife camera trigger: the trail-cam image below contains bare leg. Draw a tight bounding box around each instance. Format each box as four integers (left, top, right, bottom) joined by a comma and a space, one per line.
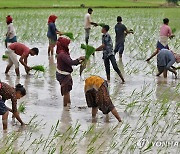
63, 92, 70, 107
92, 107, 98, 118
111, 108, 121, 122
50, 46, 54, 56
2, 111, 9, 130
105, 114, 109, 122
48, 46, 51, 56
15, 68, 20, 76
119, 54, 122, 59
168, 68, 177, 78
5, 41, 8, 48
163, 70, 167, 78
5, 65, 12, 74
146, 49, 158, 61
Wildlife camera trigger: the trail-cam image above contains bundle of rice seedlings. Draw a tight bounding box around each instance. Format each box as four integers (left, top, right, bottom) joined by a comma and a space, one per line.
18, 102, 26, 113
80, 44, 96, 76
172, 28, 176, 33
2, 54, 8, 59
98, 23, 105, 27
176, 66, 180, 69
81, 44, 96, 60
63, 32, 74, 40
31, 65, 45, 72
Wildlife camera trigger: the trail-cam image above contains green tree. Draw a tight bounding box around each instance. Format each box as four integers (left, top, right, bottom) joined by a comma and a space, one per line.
167, 0, 179, 5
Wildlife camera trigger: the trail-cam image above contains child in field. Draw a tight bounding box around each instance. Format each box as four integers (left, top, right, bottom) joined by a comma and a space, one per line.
156, 49, 179, 78
5, 15, 17, 48
96, 25, 125, 83
5, 42, 39, 76
85, 75, 122, 122
0, 82, 26, 130
114, 16, 133, 58
56, 37, 85, 106
146, 18, 175, 61
47, 15, 60, 56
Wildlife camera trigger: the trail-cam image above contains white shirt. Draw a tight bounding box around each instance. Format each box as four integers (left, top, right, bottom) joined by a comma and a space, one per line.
7, 23, 16, 39
84, 13, 91, 29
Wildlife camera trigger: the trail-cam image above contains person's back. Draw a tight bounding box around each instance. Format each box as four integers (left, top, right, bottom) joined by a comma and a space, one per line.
7, 23, 16, 39
115, 22, 127, 44
160, 24, 172, 37
84, 13, 91, 29
157, 49, 175, 67
102, 32, 113, 59
47, 22, 57, 41
85, 76, 104, 92
9, 42, 30, 56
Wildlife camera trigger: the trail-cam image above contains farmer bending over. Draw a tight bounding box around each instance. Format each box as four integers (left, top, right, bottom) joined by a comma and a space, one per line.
0, 82, 26, 130
85, 75, 122, 122
5, 42, 39, 76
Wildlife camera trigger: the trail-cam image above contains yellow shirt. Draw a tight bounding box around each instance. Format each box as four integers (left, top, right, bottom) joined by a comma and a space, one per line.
84, 76, 104, 92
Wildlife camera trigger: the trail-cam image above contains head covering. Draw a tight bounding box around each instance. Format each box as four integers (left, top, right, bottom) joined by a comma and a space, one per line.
56, 37, 70, 55
174, 53, 180, 63
6, 15, 13, 24
48, 15, 57, 24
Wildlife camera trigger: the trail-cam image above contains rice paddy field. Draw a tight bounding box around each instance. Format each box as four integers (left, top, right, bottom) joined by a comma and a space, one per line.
0, 8, 180, 153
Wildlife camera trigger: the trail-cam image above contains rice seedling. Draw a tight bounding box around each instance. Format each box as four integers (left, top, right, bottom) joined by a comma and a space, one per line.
172, 28, 176, 33
2, 54, 8, 59
80, 44, 96, 76
98, 23, 105, 27
18, 102, 26, 113
63, 32, 74, 40
31, 65, 45, 72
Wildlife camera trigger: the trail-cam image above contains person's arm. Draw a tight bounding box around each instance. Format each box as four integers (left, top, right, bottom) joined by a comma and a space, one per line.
19, 54, 31, 72
62, 54, 84, 66
11, 97, 24, 125
146, 49, 159, 61
96, 44, 105, 51
169, 27, 175, 39
88, 15, 98, 26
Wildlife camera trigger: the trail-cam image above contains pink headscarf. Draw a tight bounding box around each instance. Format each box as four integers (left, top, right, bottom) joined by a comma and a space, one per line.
48, 15, 57, 24
56, 37, 70, 55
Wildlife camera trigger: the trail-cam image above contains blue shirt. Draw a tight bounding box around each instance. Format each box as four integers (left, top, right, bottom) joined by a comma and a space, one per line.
47, 23, 57, 41
102, 33, 114, 59
157, 49, 175, 68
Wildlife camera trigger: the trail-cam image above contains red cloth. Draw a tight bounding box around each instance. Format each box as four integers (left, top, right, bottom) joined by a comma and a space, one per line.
6, 15, 13, 23
48, 15, 57, 24
56, 37, 70, 55
9, 42, 30, 57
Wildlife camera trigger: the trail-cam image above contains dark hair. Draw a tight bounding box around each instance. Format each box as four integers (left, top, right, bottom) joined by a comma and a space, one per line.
117, 16, 122, 22
103, 25, 110, 32
163, 18, 169, 24
15, 84, 26, 96
88, 8, 93, 12
31, 47, 39, 55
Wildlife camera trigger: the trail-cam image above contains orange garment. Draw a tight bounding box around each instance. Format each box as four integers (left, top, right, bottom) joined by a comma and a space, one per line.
85, 76, 104, 92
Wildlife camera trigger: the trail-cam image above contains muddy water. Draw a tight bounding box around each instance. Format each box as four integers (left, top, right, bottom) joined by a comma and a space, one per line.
0, 8, 179, 153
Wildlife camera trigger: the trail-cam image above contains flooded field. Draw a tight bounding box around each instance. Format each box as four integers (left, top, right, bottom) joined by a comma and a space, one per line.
0, 8, 179, 153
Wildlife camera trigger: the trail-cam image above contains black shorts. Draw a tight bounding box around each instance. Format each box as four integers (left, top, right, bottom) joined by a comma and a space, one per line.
0, 99, 8, 115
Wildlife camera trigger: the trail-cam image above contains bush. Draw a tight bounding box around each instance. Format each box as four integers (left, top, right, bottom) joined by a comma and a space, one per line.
167, 0, 179, 4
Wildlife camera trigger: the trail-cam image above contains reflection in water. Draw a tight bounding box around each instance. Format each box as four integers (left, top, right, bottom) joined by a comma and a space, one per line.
118, 58, 125, 75
59, 107, 72, 133
48, 57, 57, 98
156, 78, 179, 102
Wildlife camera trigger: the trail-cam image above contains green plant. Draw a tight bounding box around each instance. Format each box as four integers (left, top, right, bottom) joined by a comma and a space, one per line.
31, 65, 45, 72
63, 32, 74, 40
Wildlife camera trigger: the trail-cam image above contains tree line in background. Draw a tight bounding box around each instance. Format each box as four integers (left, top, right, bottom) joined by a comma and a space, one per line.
167, 0, 179, 5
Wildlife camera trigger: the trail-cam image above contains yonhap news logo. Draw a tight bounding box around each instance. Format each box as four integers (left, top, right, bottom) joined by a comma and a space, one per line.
137, 138, 179, 149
